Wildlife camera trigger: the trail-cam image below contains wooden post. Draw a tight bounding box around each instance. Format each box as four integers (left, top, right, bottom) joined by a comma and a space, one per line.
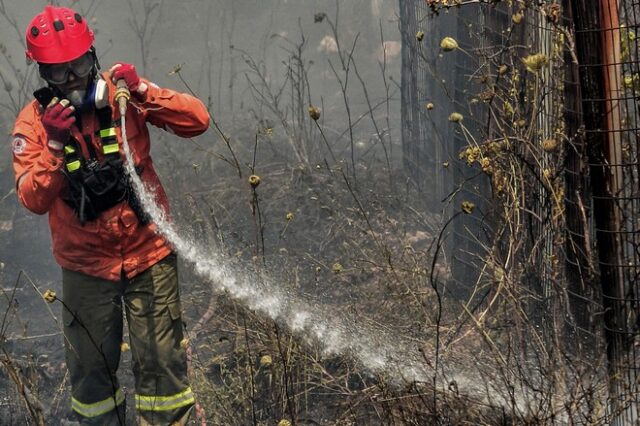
571, 0, 632, 421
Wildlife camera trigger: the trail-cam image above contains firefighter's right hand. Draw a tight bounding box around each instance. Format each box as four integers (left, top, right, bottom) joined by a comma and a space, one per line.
42, 97, 75, 153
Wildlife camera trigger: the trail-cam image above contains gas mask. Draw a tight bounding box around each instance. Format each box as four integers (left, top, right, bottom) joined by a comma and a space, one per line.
37, 48, 108, 110
66, 78, 109, 110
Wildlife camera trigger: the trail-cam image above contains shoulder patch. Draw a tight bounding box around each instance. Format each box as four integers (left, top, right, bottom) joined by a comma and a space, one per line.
12, 137, 26, 155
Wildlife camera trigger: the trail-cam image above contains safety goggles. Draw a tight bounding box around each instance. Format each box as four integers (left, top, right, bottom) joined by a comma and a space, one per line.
39, 52, 94, 85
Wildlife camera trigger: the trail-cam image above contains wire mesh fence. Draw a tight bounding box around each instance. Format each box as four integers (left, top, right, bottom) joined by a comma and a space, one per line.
401, 0, 640, 422
575, 0, 640, 422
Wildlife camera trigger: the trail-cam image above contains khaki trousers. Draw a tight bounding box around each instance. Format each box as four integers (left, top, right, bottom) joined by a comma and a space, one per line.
62, 253, 194, 425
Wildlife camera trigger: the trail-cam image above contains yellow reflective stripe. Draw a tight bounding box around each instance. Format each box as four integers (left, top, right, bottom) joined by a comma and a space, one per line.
135, 387, 195, 412
102, 143, 119, 154
99, 128, 117, 138
64, 145, 75, 154
72, 388, 125, 418
66, 160, 81, 172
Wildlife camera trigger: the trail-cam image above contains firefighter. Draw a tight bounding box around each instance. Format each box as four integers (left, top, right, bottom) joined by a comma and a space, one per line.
11, 6, 210, 425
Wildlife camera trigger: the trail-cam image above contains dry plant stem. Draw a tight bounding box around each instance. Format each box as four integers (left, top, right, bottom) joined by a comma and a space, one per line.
329, 97, 394, 148
0, 347, 45, 426
274, 324, 296, 425
339, 170, 400, 278
460, 302, 509, 371
427, 212, 460, 418
174, 70, 243, 178
325, 2, 358, 183
125, 0, 164, 75
0, 0, 24, 44
312, 123, 427, 313
49, 369, 69, 419
239, 29, 315, 169
0, 271, 21, 339
378, 19, 394, 169
190, 293, 217, 338
249, 141, 266, 260
351, 59, 392, 181
0, 273, 45, 425
313, 120, 338, 165
461, 227, 551, 356
242, 315, 258, 426
73, 0, 103, 21
575, 190, 596, 276
0, 1, 37, 112
13, 270, 78, 353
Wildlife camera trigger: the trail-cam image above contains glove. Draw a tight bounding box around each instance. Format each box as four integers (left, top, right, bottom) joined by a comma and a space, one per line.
110, 63, 147, 98
42, 98, 75, 154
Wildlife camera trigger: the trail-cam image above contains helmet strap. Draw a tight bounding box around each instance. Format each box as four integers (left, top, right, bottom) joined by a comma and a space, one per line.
89, 46, 100, 71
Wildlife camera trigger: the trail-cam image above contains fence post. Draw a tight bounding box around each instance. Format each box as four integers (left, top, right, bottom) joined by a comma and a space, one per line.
570, 0, 636, 422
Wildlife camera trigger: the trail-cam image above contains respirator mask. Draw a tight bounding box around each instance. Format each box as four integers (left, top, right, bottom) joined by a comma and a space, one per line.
66, 78, 109, 110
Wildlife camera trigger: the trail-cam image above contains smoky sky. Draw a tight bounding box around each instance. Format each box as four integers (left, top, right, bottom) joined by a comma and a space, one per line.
0, 0, 402, 282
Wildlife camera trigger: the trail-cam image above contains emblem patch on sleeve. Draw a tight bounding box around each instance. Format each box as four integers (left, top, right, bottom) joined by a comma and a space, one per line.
11, 137, 26, 155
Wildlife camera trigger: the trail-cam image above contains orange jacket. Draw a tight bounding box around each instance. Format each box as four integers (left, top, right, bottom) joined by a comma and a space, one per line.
12, 75, 210, 281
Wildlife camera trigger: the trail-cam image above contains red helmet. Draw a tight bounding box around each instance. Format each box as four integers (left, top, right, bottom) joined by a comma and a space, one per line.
25, 6, 94, 64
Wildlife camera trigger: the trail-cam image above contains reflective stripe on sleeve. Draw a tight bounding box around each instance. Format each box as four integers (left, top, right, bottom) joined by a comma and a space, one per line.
72, 388, 125, 418
135, 387, 195, 412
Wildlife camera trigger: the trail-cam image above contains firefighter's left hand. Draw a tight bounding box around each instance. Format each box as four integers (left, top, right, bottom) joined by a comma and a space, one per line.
110, 63, 147, 98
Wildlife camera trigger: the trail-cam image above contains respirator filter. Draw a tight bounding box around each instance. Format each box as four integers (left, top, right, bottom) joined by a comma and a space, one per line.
93, 79, 109, 110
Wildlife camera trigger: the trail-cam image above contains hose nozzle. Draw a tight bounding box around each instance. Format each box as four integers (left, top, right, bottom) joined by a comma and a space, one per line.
114, 79, 130, 116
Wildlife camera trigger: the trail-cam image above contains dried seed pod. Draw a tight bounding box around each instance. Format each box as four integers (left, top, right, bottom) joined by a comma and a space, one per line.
43, 290, 57, 303
120, 342, 130, 352
180, 338, 190, 349
249, 175, 261, 188
480, 157, 491, 171
544, 3, 561, 24
426, 102, 434, 110
440, 36, 459, 52
416, 30, 425, 42
168, 63, 183, 75
461, 201, 475, 214
332, 263, 343, 274
308, 105, 321, 121
498, 64, 509, 75
448, 112, 463, 123
512, 12, 524, 24
278, 421, 292, 426
522, 53, 549, 72
542, 138, 559, 153
259, 354, 272, 367
286, 212, 294, 221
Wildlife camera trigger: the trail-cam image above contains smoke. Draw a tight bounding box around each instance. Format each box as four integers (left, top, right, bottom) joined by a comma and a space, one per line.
371, 0, 382, 17
318, 35, 338, 53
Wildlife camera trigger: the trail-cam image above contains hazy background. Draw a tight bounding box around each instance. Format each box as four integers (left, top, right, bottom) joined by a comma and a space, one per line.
0, 0, 402, 284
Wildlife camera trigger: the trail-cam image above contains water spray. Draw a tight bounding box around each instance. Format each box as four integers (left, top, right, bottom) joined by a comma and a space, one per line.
112, 85, 461, 389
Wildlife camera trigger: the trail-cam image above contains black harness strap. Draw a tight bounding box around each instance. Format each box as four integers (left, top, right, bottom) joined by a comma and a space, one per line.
62, 102, 148, 225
